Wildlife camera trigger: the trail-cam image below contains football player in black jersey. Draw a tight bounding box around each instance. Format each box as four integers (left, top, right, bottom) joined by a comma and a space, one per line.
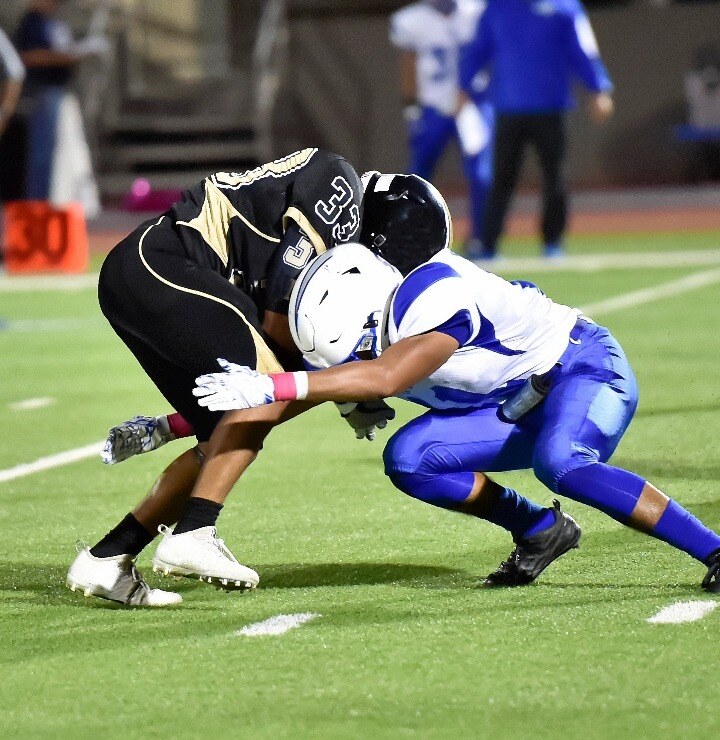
67, 149, 392, 606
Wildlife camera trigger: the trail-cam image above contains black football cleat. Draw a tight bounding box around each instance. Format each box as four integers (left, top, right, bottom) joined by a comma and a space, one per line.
701, 551, 720, 593
482, 500, 581, 587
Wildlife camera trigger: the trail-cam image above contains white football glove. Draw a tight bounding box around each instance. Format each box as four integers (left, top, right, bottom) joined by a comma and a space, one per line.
455, 100, 491, 156
101, 415, 175, 465
193, 359, 275, 411
336, 400, 396, 441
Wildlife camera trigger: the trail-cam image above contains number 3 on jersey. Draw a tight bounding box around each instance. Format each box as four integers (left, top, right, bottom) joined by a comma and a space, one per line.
315, 176, 353, 225
283, 234, 315, 269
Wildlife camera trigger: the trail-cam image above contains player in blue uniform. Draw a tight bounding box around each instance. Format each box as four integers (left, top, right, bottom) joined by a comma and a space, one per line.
193, 173, 720, 592
390, 0, 493, 256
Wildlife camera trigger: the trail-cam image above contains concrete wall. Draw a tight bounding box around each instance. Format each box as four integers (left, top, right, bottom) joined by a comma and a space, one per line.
584, 4, 720, 187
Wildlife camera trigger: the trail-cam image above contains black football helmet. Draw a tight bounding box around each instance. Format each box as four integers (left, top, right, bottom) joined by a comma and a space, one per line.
359, 172, 452, 276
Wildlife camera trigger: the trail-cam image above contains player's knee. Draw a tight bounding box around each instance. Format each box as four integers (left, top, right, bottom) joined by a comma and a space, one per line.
533, 443, 597, 493
383, 436, 444, 481
387, 471, 440, 505
388, 470, 419, 496
383, 434, 433, 499
383, 427, 420, 476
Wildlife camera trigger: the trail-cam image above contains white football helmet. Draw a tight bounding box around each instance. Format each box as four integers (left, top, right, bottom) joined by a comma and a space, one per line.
289, 243, 402, 369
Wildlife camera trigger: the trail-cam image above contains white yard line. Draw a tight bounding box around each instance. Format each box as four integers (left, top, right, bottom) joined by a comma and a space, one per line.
487, 249, 720, 274
0, 274, 98, 293
0, 442, 103, 484
234, 613, 320, 637
647, 601, 718, 624
9, 397, 55, 411
3, 261, 720, 486
1, 318, 103, 332
580, 267, 720, 317
0, 249, 719, 294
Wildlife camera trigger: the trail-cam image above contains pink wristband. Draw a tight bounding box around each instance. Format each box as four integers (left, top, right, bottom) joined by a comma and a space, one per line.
269, 371, 309, 401
167, 412, 194, 439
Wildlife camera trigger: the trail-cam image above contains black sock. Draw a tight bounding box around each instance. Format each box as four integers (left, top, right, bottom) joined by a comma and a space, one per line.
90, 513, 155, 558
172, 497, 223, 535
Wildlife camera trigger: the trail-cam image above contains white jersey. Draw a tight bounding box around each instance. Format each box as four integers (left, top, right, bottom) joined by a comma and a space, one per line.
0, 28, 24, 82
385, 250, 581, 410
390, 1, 485, 115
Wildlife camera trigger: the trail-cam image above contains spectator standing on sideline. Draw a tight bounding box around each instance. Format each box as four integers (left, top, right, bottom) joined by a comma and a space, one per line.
14, 0, 108, 217
459, 0, 613, 259
390, 0, 493, 256
0, 27, 25, 139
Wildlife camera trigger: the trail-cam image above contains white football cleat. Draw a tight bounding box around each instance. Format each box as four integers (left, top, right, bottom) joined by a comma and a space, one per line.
67, 546, 182, 607
152, 525, 259, 591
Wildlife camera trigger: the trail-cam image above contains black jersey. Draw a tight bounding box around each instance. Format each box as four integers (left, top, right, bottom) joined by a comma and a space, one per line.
169, 149, 363, 311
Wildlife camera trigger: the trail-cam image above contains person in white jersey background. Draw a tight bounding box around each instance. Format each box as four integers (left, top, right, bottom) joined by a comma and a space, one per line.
192, 172, 720, 593
390, 0, 492, 258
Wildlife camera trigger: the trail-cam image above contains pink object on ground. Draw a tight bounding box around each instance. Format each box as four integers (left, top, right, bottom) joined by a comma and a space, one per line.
123, 178, 182, 212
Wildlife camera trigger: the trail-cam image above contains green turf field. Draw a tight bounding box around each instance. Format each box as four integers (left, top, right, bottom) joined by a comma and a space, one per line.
1, 232, 720, 738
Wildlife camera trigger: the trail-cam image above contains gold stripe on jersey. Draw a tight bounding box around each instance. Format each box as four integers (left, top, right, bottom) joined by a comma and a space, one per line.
211, 148, 318, 190
175, 181, 280, 266
283, 206, 327, 255
138, 217, 283, 374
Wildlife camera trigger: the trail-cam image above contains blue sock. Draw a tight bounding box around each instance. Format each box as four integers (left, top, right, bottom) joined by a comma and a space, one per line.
559, 463, 720, 563
523, 508, 557, 538
558, 463, 642, 518
389, 471, 551, 539
482, 487, 554, 539
653, 500, 720, 563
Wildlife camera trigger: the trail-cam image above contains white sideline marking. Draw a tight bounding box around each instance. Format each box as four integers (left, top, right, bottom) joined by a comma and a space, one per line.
2, 261, 720, 486
647, 601, 718, 624
0, 441, 103, 484
0, 274, 98, 293
9, 397, 55, 411
581, 268, 720, 317
1, 318, 103, 332
0, 250, 717, 294
234, 613, 320, 637
487, 249, 720, 274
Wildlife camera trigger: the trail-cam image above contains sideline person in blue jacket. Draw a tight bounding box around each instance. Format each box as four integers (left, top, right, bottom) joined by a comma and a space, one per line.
459, 0, 614, 259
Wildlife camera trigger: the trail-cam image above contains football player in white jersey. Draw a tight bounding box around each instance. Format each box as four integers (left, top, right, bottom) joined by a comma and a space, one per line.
391, 0, 492, 257
192, 173, 720, 593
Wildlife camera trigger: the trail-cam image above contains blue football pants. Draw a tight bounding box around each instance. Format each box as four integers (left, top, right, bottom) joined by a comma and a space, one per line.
408, 105, 493, 241
384, 321, 636, 487
383, 320, 720, 562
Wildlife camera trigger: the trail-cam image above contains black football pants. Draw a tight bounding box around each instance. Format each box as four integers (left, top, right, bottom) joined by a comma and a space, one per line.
98, 215, 281, 441
482, 112, 567, 253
